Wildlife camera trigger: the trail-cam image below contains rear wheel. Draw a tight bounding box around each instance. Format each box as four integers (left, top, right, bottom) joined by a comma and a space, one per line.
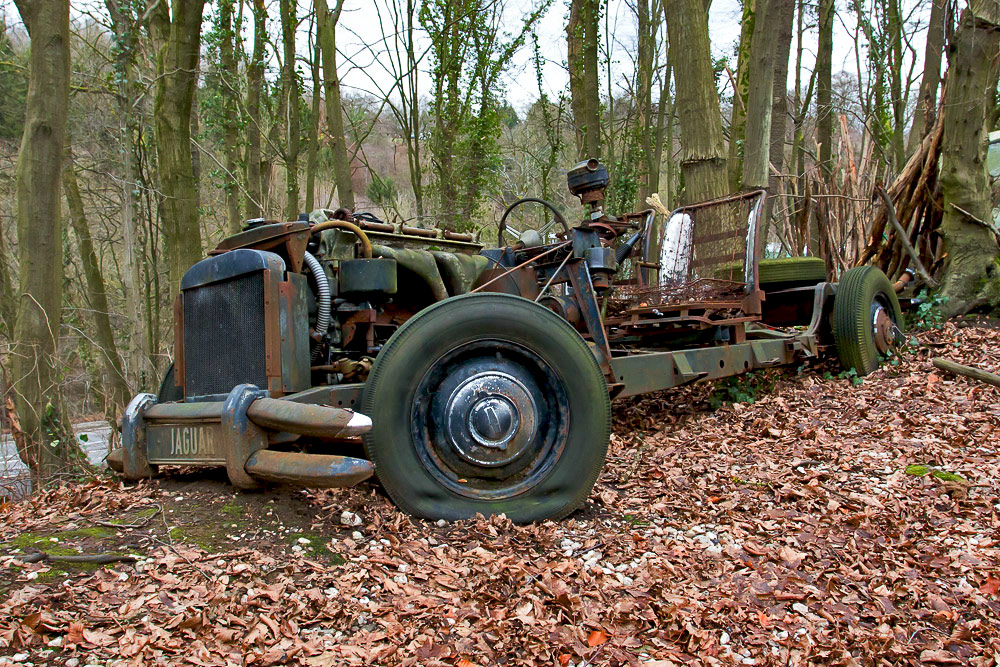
361, 293, 610, 522
833, 266, 903, 375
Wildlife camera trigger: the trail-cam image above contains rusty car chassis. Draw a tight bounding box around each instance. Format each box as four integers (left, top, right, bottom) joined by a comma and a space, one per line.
110, 159, 903, 522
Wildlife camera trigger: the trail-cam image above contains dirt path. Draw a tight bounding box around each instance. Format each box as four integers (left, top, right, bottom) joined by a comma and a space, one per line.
1, 324, 998, 666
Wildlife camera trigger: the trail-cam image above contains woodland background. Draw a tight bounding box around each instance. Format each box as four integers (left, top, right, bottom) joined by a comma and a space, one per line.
1, 0, 999, 481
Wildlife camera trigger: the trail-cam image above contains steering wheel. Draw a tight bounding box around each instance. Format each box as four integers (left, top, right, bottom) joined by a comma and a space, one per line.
497, 198, 571, 247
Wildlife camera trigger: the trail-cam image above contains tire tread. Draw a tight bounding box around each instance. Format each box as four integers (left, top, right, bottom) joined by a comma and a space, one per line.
361, 293, 610, 522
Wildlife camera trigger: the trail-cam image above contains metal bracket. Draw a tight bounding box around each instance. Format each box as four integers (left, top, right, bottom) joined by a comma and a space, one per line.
750, 340, 781, 365
221, 384, 269, 489
122, 393, 158, 480
566, 259, 614, 377
673, 353, 708, 382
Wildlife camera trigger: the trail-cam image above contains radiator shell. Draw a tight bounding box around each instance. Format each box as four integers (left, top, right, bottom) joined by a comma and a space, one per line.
174, 249, 309, 401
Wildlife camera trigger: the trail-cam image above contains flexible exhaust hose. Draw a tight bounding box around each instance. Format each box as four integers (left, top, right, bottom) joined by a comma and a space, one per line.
303, 251, 331, 361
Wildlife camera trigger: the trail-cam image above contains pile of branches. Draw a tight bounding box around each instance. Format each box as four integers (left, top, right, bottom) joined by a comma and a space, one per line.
769, 115, 882, 275
858, 109, 946, 285
768, 102, 947, 287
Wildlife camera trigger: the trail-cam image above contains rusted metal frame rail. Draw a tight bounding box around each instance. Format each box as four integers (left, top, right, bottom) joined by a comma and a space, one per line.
609, 333, 813, 398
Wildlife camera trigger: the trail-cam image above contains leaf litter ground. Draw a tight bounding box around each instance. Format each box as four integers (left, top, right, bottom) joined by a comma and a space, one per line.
1, 323, 998, 666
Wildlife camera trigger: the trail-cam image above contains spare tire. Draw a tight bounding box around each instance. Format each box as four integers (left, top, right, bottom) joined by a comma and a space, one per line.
758, 257, 828, 285
716, 256, 827, 286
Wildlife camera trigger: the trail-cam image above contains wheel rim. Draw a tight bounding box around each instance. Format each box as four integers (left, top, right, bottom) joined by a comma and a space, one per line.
871, 295, 898, 355
411, 340, 568, 500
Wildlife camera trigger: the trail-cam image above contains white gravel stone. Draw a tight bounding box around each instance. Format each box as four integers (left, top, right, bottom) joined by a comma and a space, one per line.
13, 654, 29, 662
351, 531, 364, 540
65, 660, 80, 667
340, 511, 362, 526
297, 538, 311, 545
47, 637, 63, 648
720, 631, 730, 645
436, 519, 447, 527
792, 602, 809, 614
560, 538, 582, 552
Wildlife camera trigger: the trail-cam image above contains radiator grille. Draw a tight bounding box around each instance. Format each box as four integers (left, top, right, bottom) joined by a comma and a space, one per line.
183, 272, 267, 398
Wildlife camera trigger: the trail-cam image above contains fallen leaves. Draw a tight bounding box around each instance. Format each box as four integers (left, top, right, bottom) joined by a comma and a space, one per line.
0, 323, 998, 665
981, 577, 1000, 596
586, 629, 608, 647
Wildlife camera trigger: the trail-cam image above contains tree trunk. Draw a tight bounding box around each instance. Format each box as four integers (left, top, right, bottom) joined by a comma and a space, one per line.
665, 0, 728, 204
906, 0, 947, 156
11, 0, 79, 483
650, 64, 672, 199
815, 0, 834, 177
636, 0, 662, 202
726, 0, 755, 191
887, 0, 905, 169
765, 0, 795, 221
316, 0, 356, 210
148, 0, 207, 295
0, 214, 15, 338
938, 3, 1000, 316
306, 25, 321, 212
219, 0, 242, 233
791, 0, 806, 220
741, 0, 784, 190
567, 0, 601, 159
404, 0, 424, 218
63, 149, 131, 423
279, 0, 300, 220
244, 0, 265, 219
105, 0, 150, 388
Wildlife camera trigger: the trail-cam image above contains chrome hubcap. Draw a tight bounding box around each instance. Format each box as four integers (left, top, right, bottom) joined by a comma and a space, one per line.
444, 371, 537, 468
413, 340, 567, 500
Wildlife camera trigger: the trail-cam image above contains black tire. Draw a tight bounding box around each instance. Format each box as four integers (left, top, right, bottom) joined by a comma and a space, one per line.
716, 256, 827, 286
833, 266, 904, 375
758, 257, 827, 285
361, 293, 610, 522
158, 363, 184, 403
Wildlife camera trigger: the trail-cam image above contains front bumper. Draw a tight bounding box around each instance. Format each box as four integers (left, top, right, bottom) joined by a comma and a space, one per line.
109, 383, 374, 489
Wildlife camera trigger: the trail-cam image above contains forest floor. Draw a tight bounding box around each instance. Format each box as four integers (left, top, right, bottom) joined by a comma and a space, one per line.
1, 323, 999, 667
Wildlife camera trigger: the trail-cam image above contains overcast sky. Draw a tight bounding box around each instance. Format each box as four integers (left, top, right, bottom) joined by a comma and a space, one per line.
3, 0, 933, 116
335, 0, 932, 114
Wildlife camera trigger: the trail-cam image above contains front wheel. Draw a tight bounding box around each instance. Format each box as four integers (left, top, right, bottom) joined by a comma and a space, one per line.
361, 293, 610, 522
833, 266, 904, 375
